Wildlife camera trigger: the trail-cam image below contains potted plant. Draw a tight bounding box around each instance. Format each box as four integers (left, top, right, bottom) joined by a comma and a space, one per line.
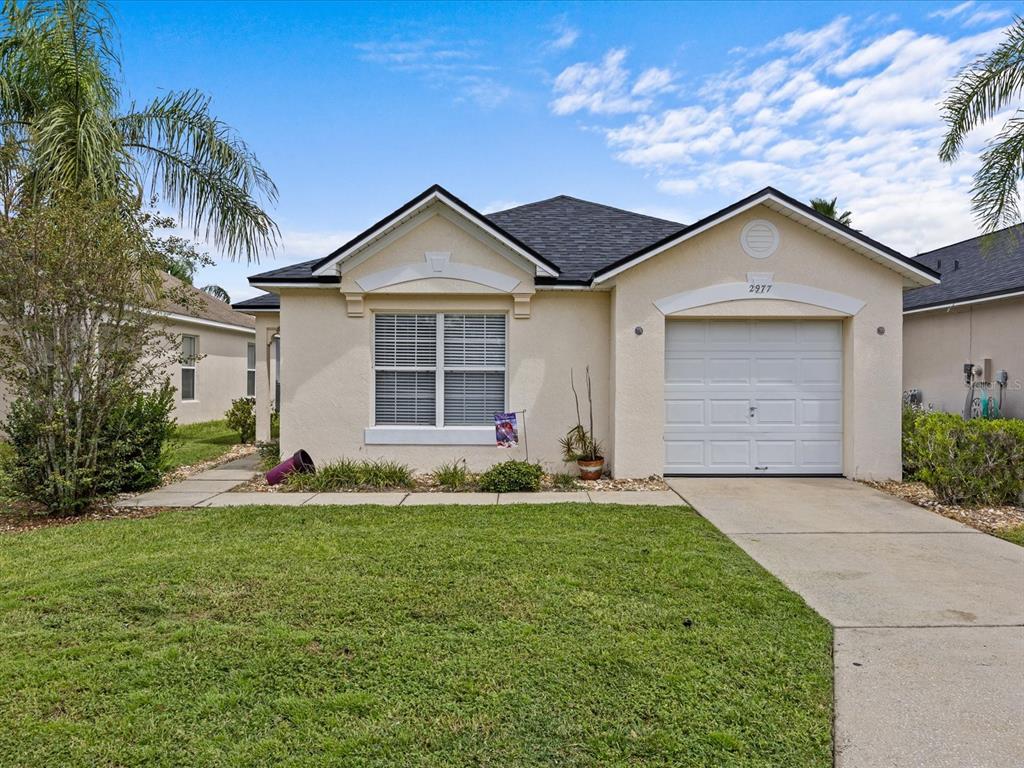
560, 366, 605, 480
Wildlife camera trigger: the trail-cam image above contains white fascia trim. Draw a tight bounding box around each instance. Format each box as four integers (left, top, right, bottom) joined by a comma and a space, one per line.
354, 261, 521, 292
592, 193, 940, 287
156, 311, 256, 334
903, 289, 1024, 314
311, 190, 559, 278
364, 425, 495, 446
249, 282, 337, 291
655, 281, 865, 316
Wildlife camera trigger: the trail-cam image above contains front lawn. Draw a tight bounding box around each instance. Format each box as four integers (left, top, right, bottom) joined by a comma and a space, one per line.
0, 504, 832, 767
161, 419, 243, 471
996, 525, 1024, 547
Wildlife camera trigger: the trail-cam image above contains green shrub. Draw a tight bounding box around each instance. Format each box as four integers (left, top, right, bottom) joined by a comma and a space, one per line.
360, 459, 414, 489
270, 411, 280, 440
283, 458, 413, 491
225, 397, 255, 444
432, 459, 470, 491
550, 472, 579, 490
479, 460, 544, 493
903, 407, 1024, 505
257, 440, 280, 471
4, 381, 176, 509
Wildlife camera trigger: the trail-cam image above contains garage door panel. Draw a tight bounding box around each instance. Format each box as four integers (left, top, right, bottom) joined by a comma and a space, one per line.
709, 440, 750, 467
665, 356, 704, 384
665, 399, 704, 426
754, 440, 797, 467
665, 319, 843, 475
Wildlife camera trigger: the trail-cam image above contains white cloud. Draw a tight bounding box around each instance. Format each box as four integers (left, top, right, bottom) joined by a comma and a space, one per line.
964, 8, 1011, 26
549, 14, 1013, 254
481, 199, 525, 213
633, 67, 676, 96
548, 19, 580, 51
831, 30, 916, 76
551, 49, 653, 115
929, 1, 974, 20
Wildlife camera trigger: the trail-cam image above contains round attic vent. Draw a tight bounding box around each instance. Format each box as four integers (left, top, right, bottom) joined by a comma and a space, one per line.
740, 219, 779, 259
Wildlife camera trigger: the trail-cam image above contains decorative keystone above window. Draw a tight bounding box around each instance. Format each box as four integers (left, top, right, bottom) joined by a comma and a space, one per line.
740, 219, 779, 259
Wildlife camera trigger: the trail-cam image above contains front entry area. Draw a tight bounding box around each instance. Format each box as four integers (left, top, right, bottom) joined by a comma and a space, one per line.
664, 318, 843, 475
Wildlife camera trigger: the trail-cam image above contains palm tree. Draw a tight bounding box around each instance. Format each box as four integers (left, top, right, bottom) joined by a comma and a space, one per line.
940, 17, 1024, 233
201, 284, 230, 303
809, 196, 853, 227
0, 0, 278, 259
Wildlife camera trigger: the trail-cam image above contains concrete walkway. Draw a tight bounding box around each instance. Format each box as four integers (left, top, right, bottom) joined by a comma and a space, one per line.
667, 477, 1024, 768
117, 459, 684, 507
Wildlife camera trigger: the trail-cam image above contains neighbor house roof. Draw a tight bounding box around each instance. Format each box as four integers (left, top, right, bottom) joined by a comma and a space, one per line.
246, 185, 938, 303
159, 272, 255, 331
904, 225, 1024, 312
232, 292, 282, 312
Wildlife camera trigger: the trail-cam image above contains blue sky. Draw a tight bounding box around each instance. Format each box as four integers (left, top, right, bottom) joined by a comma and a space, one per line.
112, 0, 1017, 301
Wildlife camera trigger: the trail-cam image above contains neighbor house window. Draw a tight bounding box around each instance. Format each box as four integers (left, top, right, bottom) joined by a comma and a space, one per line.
373, 313, 506, 427
181, 334, 198, 401
246, 342, 256, 397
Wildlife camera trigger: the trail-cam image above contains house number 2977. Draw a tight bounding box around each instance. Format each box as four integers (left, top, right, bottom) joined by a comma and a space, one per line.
748, 283, 772, 294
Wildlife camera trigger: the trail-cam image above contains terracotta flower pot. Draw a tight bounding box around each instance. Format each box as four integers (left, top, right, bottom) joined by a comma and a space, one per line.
577, 457, 605, 480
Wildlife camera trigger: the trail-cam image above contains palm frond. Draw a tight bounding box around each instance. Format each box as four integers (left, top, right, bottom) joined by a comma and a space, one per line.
119, 89, 279, 261
200, 284, 230, 303
940, 16, 1024, 163
970, 110, 1024, 232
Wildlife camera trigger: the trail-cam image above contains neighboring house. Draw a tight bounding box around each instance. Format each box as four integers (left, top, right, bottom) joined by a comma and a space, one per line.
155, 272, 258, 424
903, 226, 1024, 418
0, 273, 256, 431
242, 185, 938, 480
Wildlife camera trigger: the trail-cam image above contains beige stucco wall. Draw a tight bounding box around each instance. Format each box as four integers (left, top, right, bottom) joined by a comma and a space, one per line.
903, 297, 1024, 418
276, 202, 910, 481
157, 319, 256, 424
606, 204, 906, 480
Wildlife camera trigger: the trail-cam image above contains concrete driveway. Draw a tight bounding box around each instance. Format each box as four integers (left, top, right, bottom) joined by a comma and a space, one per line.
667, 477, 1024, 768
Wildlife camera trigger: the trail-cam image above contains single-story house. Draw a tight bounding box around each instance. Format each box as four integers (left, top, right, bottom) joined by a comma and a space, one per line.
903, 226, 1023, 418
242, 185, 939, 480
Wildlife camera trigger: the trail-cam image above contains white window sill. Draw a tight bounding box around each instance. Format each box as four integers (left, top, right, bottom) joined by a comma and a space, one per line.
364, 426, 494, 446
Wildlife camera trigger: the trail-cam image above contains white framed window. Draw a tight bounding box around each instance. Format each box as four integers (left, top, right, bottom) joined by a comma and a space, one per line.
180, 334, 198, 401
372, 313, 506, 429
246, 342, 256, 398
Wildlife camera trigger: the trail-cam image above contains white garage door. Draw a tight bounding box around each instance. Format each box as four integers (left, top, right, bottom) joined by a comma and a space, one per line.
664, 319, 843, 475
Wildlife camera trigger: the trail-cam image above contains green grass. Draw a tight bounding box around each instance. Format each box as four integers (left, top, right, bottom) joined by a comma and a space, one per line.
0, 504, 832, 767
161, 419, 242, 471
995, 524, 1024, 547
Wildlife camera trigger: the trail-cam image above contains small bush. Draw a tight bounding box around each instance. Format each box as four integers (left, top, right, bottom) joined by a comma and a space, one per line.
225, 398, 256, 444
432, 459, 470, 491
550, 472, 579, 490
479, 460, 544, 493
283, 458, 413, 491
360, 459, 414, 489
257, 440, 280, 471
903, 406, 1024, 505
270, 411, 280, 440
4, 381, 176, 510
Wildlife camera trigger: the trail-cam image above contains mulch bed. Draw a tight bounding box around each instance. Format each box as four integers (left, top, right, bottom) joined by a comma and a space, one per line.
866, 480, 1024, 533
233, 472, 669, 494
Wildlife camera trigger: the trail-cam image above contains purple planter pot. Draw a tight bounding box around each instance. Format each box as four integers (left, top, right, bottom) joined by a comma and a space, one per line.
266, 449, 315, 486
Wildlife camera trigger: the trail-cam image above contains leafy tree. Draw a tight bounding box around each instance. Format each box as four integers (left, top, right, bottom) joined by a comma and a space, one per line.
940, 17, 1024, 232
0, 199, 188, 512
0, 0, 278, 257
809, 196, 854, 227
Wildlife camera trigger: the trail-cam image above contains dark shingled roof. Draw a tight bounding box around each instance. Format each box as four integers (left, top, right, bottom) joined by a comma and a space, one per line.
247, 194, 684, 288
159, 272, 255, 329
486, 196, 684, 283
232, 292, 281, 311
904, 225, 1024, 311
